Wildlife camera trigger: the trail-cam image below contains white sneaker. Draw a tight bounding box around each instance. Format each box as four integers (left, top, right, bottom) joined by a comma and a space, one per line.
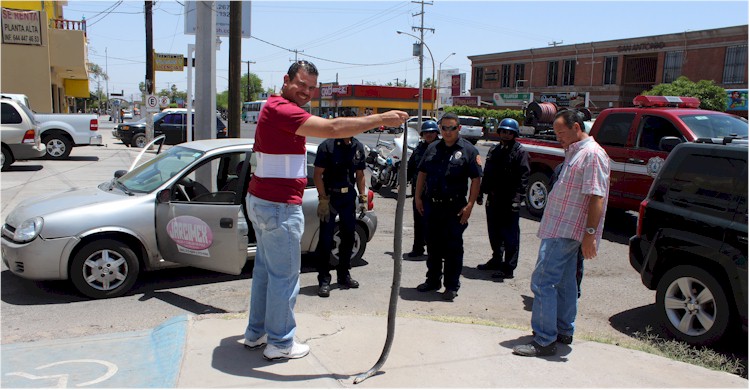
243, 334, 267, 350
263, 341, 310, 361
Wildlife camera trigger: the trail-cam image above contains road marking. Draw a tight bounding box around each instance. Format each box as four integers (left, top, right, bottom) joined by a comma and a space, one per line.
6, 359, 118, 388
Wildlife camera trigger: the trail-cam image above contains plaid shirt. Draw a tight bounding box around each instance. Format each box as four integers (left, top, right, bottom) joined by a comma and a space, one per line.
537, 137, 610, 246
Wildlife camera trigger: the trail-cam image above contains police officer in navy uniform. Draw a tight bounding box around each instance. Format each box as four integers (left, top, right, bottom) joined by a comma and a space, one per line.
405, 120, 441, 259
415, 113, 483, 301
476, 118, 530, 279
314, 137, 368, 298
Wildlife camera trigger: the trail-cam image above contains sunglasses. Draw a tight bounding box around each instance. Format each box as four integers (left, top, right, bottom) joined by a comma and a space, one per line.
440, 125, 459, 132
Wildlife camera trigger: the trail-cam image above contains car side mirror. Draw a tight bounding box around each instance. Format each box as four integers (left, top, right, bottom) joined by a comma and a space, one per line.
157, 189, 171, 203
114, 169, 127, 178
659, 136, 682, 152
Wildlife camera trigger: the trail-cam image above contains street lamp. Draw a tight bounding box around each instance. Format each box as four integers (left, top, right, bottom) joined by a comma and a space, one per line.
437, 52, 455, 114
396, 30, 435, 122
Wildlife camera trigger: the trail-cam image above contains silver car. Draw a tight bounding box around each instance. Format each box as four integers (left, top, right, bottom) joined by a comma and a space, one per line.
1, 138, 377, 299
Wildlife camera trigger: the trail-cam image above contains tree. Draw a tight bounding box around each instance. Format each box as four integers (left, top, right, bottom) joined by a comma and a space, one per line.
87, 62, 108, 110
423, 77, 435, 89
242, 72, 264, 101
643, 76, 727, 112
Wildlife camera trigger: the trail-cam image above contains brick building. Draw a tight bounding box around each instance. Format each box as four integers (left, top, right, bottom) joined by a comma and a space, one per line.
469, 25, 748, 112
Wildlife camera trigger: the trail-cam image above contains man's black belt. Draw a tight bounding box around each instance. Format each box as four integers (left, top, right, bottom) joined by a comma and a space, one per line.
328, 186, 354, 194
429, 196, 464, 203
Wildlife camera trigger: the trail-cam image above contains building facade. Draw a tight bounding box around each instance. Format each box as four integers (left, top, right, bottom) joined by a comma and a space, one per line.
469, 25, 748, 112
1, 1, 89, 113
311, 84, 435, 117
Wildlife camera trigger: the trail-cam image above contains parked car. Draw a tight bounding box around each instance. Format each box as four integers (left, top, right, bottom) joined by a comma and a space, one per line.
457, 115, 483, 144
122, 110, 134, 120
629, 138, 748, 346
115, 109, 227, 148
0, 97, 46, 170
2, 92, 102, 160
1, 138, 378, 299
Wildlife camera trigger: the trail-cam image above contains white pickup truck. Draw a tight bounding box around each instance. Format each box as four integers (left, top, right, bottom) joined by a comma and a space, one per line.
1, 93, 102, 159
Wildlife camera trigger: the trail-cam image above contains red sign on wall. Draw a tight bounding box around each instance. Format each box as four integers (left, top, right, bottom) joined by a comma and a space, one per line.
451, 75, 461, 97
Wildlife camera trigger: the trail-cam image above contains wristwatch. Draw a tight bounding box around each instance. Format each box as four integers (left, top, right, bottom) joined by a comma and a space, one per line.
585, 227, 597, 235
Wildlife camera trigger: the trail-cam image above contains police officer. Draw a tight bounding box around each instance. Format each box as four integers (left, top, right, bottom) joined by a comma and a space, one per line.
314, 137, 368, 298
405, 120, 441, 259
415, 113, 483, 301
476, 118, 530, 279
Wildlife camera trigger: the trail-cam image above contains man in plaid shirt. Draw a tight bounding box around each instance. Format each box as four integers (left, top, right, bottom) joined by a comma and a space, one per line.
513, 110, 610, 357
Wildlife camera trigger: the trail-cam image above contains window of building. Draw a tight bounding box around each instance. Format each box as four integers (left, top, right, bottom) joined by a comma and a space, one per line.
473, 67, 484, 89
501, 64, 511, 88
547, 61, 558, 86
563, 59, 576, 86
603, 56, 618, 85
663, 51, 683, 83
514, 63, 525, 84
723, 44, 748, 84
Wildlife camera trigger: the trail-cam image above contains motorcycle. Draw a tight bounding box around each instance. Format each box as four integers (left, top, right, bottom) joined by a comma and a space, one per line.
366, 127, 420, 191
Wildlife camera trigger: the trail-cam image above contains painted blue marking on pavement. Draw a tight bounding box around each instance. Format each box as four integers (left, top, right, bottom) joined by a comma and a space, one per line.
1, 315, 188, 388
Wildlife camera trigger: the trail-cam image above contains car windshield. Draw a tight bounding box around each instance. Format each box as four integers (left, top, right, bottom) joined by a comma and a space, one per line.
116, 145, 204, 193
460, 117, 482, 127
680, 114, 748, 138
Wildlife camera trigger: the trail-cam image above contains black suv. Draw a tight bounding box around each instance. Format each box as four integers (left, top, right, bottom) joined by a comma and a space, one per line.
116, 110, 227, 148
629, 139, 747, 346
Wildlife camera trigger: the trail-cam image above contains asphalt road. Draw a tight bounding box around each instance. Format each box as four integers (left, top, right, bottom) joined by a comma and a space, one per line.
1, 118, 745, 373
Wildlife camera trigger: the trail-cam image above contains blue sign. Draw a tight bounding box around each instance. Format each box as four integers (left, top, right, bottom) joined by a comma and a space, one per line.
727, 89, 748, 111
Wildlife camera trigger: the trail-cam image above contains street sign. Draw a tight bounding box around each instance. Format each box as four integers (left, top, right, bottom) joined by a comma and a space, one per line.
146, 94, 159, 112
159, 96, 170, 108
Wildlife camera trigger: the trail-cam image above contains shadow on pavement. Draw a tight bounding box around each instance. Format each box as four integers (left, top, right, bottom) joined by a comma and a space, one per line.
210, 336, 351, 382
139, 290, 228, 314
66, 156, 100, 162
3, 164, 43, 172
460, 266, 504, 282
398, 287, 446, 302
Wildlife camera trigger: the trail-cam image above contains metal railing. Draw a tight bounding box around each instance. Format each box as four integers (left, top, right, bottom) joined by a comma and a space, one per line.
50, 18, 86, 36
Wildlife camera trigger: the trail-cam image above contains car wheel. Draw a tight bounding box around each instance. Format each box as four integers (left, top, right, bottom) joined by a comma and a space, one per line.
1, 146, 12, 171
70, 239, 140, 299
43, 133, 72, 159
526, 172, 550, 218
331, 224, 367, 264
130, 134, 147, 148
656, 264, 732, 346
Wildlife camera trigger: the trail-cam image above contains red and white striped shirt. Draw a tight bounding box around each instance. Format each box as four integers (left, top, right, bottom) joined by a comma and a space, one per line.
537, 137, 610, 246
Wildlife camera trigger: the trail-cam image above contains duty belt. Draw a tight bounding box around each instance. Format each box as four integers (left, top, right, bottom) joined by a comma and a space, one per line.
429, 196, 464, 203
328, 187, 353, 194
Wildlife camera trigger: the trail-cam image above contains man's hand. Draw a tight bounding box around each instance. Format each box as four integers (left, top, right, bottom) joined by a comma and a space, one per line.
358, 194, 368, 215
317, 195, 330, 222
415, 196, 424, 216
380, 111, 410, 128
582, 234, 597, 259
458, 203, 473, 224
476, 194, 484, 206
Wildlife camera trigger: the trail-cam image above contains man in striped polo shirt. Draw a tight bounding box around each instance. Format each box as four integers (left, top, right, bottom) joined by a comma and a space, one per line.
242, 61, 408, 361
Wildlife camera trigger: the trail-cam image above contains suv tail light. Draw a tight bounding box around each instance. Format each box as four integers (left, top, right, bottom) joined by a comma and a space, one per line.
22, 129, 35, 144
636, 199, 648, 236
90, 119, 99, 131
367, 190, 374, 210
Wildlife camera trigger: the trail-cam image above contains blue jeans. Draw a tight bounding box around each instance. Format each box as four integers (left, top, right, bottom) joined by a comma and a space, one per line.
530, 238, 580, 347
245, 195, 304, 349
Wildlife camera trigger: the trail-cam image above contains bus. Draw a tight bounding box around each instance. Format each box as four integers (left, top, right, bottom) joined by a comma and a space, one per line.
242, 100, 267, 123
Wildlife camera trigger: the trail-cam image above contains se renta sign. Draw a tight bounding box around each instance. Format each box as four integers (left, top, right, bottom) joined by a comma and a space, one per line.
1, 8, 42, 46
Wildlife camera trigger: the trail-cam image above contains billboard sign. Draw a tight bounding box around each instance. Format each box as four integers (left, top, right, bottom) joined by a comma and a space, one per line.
452, 96, 480, 106
539, 92, 588, 108
184, 1, 251, 37
155, 53, 184, 72
493, 92, 534, 106
2, 8, 42, 46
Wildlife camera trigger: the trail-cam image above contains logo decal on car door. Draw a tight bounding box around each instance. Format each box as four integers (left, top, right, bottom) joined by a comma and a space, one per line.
166, 216, 213, 256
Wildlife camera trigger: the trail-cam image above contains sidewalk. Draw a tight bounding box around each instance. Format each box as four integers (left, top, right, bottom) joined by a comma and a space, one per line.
3, 313, 747, 388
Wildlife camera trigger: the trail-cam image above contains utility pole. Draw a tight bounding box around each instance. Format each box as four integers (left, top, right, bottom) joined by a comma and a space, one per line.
105, 47, 109, 117
548, 40, 563, 47
411, 0, 433, 131
289, 49, 303, 62
242, 60, 256, 101
145, 1, 154, 142
228, 1, 241, 137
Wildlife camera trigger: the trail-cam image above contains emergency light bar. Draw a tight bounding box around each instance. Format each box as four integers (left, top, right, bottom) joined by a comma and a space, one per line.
633, 95, 701, 108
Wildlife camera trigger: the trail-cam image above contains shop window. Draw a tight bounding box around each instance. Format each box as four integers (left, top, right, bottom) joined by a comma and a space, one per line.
473, 67, 484, 89
663, 51, 683, 83
547, 61, 558, 86
514, 63, 525, 84
723, 44, 748, 84
563, 59, 576, 86
501, 65, 511, 88
603, 56, 618, 85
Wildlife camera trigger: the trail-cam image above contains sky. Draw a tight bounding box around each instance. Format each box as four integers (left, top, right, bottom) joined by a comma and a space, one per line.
62, 0, 749, 101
